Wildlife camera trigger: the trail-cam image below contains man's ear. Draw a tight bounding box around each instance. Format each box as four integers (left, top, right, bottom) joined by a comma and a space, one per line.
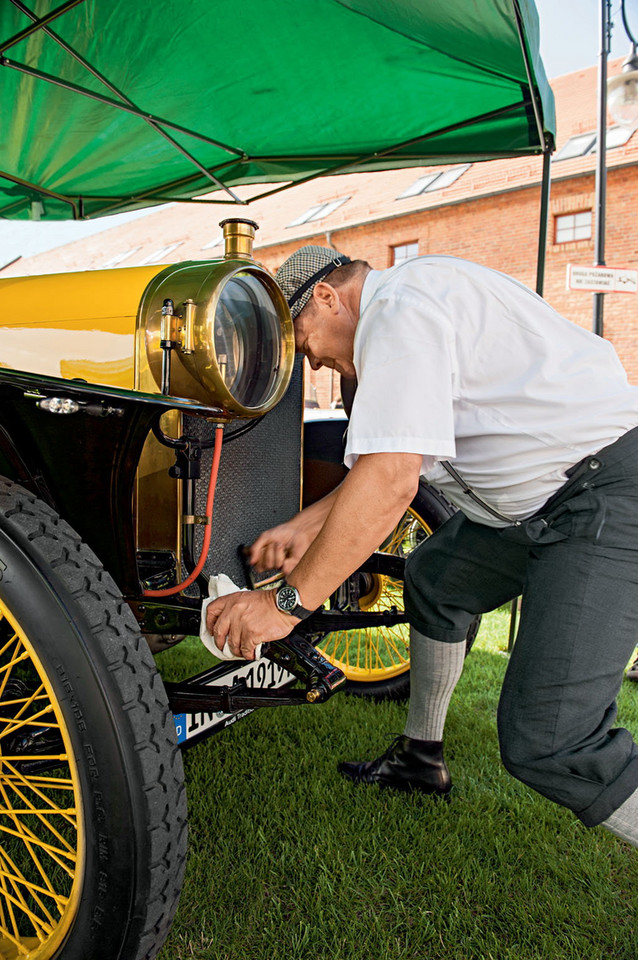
312, 281, 339, 313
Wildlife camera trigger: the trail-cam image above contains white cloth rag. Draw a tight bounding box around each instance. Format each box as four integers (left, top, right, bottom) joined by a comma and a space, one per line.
200, 573, 262, 661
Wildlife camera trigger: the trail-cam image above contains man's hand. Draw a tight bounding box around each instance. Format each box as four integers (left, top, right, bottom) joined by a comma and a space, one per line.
248, 490, 339, 574
205, 589, 298, 660
248, 518, 314, 575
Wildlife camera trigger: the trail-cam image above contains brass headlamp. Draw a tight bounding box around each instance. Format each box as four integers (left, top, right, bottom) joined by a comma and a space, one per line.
138, 219, 295, 417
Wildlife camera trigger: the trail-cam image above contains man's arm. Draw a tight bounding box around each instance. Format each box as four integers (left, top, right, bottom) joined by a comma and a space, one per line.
206, 451, 422, 658
286, 451, 422, 610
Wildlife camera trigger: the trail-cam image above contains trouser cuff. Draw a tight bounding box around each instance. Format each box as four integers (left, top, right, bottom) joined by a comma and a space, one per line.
406, 614, 469, 644
578, 755, 638, 827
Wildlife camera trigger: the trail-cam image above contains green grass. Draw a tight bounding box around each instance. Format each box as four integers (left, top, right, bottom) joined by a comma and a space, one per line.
156, 610, 638, 960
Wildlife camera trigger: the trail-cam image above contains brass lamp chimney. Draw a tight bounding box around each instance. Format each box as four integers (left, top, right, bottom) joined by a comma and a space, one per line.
221, 218, 258, 260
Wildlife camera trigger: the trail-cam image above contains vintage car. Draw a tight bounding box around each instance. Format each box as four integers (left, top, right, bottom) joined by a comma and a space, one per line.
0, 2, 554, 958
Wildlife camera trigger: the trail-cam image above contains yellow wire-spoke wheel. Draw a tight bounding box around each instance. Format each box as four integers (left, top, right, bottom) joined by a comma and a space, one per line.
317, 508, 431, 683
0, 601, 83, 960
0, 479, 187, 960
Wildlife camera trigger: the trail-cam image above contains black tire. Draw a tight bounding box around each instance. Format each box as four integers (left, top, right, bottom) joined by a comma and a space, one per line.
0, 478, 187, 960
316, 481, 480, 701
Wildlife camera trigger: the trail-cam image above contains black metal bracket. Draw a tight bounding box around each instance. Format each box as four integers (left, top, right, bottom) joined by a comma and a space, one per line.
128, 549, 409, 635
164, 631, 345, 714
167, 438, 202, 480
128, 596, 202, 635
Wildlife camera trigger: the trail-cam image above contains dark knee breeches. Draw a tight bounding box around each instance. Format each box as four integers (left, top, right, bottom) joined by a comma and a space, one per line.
404, 430, 638, 825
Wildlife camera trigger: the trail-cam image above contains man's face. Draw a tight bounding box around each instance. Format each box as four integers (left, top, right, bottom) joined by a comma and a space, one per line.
293, 285, 356, 378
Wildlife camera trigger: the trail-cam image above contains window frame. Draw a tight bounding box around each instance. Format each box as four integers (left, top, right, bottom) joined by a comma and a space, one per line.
554, 210, 593, 244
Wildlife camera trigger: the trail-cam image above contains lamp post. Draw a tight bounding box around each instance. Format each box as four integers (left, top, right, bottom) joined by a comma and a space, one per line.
593, 0, 611, 337
608, 1, 638, 128
594, 0, 638, 338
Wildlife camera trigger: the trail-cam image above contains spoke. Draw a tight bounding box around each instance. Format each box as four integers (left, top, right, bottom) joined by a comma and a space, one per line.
0, 921, 32, 955
0, 651, 31, 678
1, 771, 77, 854
0, 824, 76, 875
0, 693, 49, 709
0, 776, 68, 906
0, 864, 66, 911
367, 631, 382, 671
0, 755, 67, 763
0, 845, 66, 913
0, 767, 77, 878
1, 681, 48, 727
0, 636, 23, 701
2, 767, 77, 827
0, 632, 21, 661
0, 853, 55, 936
2, 775, 74, 791
0, 779, 61, 905
378, 629, 403, 663
0, 704, 57, 742
0, 858, 20, 944
343, 630, 351, 668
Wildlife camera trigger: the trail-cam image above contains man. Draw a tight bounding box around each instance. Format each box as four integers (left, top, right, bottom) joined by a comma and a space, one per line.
206, 245, 638, 847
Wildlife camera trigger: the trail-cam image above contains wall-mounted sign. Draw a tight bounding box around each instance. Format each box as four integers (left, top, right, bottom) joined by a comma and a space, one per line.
567, 264, 638, 293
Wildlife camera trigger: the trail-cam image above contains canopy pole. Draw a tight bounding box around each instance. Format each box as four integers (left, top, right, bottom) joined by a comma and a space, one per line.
512, 0, 547, 150
535, 149, 552, 296
0, 169, 78, 218
593, 0, 612, 337
508, 144, 552, 653
1, 0, 84, 54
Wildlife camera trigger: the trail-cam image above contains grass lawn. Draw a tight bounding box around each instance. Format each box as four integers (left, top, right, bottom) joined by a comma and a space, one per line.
156, 609, 638, 960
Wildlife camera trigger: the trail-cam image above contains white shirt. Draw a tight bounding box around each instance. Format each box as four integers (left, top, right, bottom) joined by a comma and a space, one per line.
344, 257, 638, 526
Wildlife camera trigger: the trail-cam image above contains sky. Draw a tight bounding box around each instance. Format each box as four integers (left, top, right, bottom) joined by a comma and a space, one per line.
1, 0, 636, 269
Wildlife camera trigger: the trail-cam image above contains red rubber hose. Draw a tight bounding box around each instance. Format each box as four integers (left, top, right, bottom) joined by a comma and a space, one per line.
142, 424, 224, 597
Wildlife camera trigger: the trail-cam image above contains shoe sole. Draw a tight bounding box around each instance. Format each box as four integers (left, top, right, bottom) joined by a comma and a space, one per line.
338, 764, 451, 800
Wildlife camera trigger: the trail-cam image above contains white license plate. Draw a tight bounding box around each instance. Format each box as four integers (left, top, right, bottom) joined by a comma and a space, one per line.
173, 656, 295, 745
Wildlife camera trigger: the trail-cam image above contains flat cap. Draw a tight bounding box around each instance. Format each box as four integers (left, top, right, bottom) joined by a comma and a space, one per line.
275, 245, 350, 319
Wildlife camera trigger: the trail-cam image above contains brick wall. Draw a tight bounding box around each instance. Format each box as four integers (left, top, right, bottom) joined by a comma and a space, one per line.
258, 165, 638, 399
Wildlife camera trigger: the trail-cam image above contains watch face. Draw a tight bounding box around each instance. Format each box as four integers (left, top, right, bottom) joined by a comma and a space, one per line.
277, 585, 298, 612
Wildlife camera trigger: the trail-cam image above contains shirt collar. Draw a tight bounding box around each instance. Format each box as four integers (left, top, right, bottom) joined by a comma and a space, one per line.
358, 269, 385, 318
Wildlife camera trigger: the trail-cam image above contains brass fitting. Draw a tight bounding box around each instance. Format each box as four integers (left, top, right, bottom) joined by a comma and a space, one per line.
181, 298, 196, 354
220, 218, 259, 261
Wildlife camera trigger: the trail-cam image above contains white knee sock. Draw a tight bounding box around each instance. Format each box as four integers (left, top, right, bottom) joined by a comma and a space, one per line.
602, 788, 638, 847
403, 628, 465, 742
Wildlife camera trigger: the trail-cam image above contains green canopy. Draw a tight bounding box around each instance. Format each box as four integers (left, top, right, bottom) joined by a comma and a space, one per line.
0, 0, 555, 221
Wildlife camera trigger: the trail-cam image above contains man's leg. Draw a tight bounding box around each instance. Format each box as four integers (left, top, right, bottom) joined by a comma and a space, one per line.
339, 511, 529, 793
404, 628, 466, 741
497, 476, 638, 829
603, 792, 638, 846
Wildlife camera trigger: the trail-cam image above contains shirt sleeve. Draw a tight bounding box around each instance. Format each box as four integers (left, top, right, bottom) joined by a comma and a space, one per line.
344, 291, 457, 471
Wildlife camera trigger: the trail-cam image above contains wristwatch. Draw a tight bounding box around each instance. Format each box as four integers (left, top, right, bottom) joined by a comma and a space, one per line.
274, 581, 315, 620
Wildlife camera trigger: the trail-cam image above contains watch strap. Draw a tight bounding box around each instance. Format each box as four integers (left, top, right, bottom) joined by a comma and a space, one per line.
275, 581, 315, 620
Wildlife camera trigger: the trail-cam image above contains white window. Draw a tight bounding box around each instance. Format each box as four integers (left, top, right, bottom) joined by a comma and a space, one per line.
555, 211, 592, 244
396, 164, 470, 199
554, 133, 597, 161
136, 242, 184, 265
554, 126, 634, 161
605, 125, 634, 149
101, 246, 142, 268
392, 242, 419, 264
287, 197, 350, 227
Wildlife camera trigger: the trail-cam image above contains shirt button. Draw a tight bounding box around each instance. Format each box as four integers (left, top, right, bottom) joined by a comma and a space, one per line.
589, 458, 601, 470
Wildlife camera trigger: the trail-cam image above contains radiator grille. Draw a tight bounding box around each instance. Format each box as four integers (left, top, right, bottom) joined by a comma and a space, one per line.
184, 356, 303, 588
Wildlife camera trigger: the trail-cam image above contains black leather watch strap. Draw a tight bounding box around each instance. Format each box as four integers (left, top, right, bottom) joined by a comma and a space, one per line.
274, 581, 315, 619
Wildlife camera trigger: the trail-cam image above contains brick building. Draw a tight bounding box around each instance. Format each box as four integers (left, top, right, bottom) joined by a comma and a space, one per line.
2, 59, 637, 407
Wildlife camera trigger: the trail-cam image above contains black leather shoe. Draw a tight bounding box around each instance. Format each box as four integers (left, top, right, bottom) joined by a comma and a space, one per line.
338, 734, 452, 797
